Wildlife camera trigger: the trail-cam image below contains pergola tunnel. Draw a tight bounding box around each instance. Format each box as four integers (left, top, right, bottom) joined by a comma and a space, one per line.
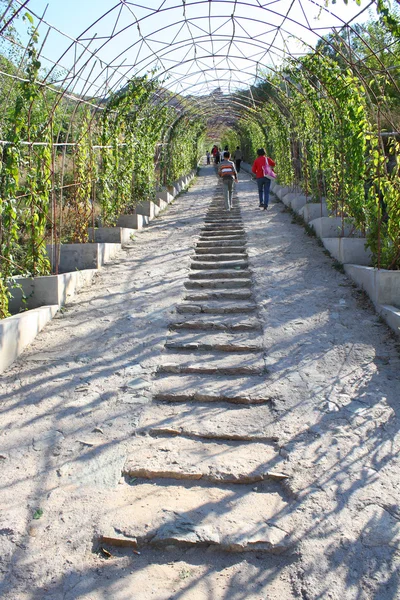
1, 0, 400, 319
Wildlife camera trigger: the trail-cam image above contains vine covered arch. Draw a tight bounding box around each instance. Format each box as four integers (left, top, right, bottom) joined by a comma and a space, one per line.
0, 0, 399, 316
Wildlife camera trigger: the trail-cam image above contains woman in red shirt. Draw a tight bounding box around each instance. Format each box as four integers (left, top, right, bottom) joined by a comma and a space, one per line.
251, 148, 276, 210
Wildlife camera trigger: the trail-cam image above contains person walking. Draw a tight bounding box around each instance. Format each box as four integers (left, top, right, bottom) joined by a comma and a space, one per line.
251, 148, 276, 210
206, 150, 211, 164
218, 151, 238, 211
233, 146, 242, 172
215, 146, 220, 165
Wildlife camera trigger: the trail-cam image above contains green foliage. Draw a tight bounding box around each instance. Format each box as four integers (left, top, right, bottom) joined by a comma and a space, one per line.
0, 18, 51, 317
163, 113, 205, 185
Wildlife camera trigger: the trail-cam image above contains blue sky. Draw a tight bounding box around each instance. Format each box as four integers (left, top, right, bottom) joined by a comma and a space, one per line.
11, 0, 374, 98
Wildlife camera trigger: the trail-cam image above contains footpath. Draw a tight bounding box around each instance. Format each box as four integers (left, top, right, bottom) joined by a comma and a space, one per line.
0, 165, 399, 600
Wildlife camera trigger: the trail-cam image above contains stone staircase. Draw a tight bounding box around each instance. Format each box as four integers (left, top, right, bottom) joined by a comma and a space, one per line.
99, 187, 294, 555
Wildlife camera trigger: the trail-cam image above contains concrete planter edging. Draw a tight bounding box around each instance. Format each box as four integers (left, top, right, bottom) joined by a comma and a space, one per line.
344, 265, 400, 336
299, 202, 329, 222
88, 227, 135, 244
8, 269, 97, 314
322, 238, 372, 266
117, 213, 148, 230
344, 265, 400, 307
0, 305, 59, 373
310, 217, 362, 239
379, 305, 400, 336
47, 243, 121, 273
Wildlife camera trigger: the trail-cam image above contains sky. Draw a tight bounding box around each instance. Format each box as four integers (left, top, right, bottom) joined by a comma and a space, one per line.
8, 0, 375, 98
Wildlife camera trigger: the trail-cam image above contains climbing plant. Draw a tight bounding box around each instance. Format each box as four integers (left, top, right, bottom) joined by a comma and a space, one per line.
0, 15, 51, 317
162, 112, 205, 185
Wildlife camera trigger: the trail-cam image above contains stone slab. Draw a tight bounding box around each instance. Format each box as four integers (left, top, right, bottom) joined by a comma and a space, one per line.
193, 252, 248, 260
176, 300, 257, 314
191, 259, 249, 270
8, 269, 97, 313
189, 269, 251, 280
170, 314, 261, 331
0, 305, 58, 373
99, 481, 292, 553
185, 278, 252, 290
158, 351, 265, 375
196, 240, 246, 248
47, 243, 121, 272
195, 247, 247, 254
153, 374, 274, 404
165, 330, 263, 351
139, 403, 278, 442
185, 290, 253, 301
88, 226, 136, 244
344, 265, 400, 308
124, 436, 283, 483
322, 238, 372, 266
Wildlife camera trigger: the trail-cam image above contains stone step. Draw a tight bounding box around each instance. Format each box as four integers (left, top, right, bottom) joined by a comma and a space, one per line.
189, 270, 251, 280
207, 210, 241, 215
169, 314, 261, 331
184, 290, 253, 301
123, 436, 284, 484
153, 374, 273, 404
165, 331, 263, 352
193, 253, 248, 261
204, 219, 243, 224
139, 403, 278, 442
185, 278, 251, 290
196, 240, 246, 248
158, 352, 265, 375
176, 301, 257, 314
199, 234, 245, 241
195, 246, 246, 254
202, 226, 245, 233
190, 260, 249, 270
99, 480, 293, 553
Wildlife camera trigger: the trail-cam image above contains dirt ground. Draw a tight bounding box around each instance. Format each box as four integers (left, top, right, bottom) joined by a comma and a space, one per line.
1, 165, 399, 600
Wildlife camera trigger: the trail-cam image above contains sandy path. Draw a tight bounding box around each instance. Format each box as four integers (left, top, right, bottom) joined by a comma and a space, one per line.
0, 166, 399, 600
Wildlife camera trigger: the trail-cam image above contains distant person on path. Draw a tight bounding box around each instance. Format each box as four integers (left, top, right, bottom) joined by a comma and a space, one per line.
251, 148, 276, 210
211, 145, 219, 164
218, 151, 238, 211
233, 146, 242, 172
215, 147, 220, 165
206, 150, 211, 164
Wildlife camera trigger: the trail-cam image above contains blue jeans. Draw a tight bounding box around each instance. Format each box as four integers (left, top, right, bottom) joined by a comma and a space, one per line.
256, 177, 271, 206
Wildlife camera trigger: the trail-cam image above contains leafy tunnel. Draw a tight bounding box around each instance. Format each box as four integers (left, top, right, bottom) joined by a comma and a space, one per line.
0, 0, 400, 317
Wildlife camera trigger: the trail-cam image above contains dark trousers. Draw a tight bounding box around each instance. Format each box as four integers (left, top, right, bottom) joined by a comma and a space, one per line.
256, 176, 271, 206
235, 159, 241, 172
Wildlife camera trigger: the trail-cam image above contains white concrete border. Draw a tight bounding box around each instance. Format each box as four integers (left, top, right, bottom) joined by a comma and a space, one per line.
8, 269, 97, 313
47, 243, 121, 272
310, 217, 360, 239
0, 305, 58, 373
379, 305, 400, 335
344, 265, 400, 306
299, 202, 329, 222
322, 238, 372, 266
88, 227, 136, 244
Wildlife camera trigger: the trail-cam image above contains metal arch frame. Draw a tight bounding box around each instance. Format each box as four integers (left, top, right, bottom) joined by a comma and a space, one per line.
2, 0, 398, 135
